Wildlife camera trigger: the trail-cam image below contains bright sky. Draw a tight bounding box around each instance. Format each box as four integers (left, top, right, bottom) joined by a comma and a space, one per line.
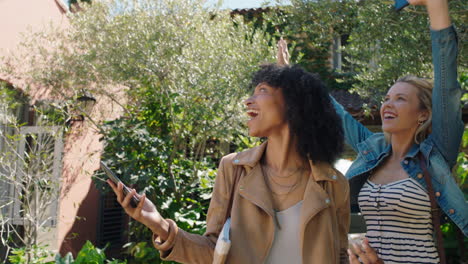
204, 0, 289, 9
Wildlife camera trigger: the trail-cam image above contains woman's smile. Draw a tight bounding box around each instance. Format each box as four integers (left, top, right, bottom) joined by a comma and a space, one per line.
246, 109, 259, 120
244, 82, 287, 137
380, 82, 426, 134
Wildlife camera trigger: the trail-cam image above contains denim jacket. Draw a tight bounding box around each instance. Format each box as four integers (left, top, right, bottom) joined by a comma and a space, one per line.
332, 26, 468, 237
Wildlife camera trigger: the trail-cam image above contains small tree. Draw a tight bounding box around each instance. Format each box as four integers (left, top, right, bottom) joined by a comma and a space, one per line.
0, 84, 64, 263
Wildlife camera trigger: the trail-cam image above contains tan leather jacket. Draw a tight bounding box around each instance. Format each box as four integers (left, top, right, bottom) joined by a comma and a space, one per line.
157, 142, 350, 263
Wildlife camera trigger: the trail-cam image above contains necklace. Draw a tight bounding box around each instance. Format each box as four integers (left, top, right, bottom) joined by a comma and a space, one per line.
263, 164, 304, 178
261, 163, 306, 230
263, 164, 305, 194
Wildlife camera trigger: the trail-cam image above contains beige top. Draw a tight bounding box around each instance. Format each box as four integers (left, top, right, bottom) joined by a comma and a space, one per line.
265, 200, 303, 264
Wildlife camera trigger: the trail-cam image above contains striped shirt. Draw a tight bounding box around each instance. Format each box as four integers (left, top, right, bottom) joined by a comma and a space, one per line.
358, 178, 439, 264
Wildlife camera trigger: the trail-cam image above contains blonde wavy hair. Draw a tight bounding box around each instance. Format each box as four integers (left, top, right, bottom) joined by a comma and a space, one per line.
384, 75, 433, 144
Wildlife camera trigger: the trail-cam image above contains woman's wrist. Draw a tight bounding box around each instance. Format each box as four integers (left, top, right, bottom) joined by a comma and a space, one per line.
150, 218, 170, 240
426, 0, 450, 30
152, 219, 178, 252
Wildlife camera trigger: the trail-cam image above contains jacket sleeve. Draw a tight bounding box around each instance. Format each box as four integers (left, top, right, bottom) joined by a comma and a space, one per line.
156, 155, 236, 264
331, 96, 373, 152
430, 26, 463, 168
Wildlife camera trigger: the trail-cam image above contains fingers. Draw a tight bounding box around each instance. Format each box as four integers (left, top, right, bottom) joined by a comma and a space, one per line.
348, 240, 383, 264
130, 192, 145, 219
278, 39, 287, 54
107, 180, 124, 202
353, 243, 372, 263
407, 0, 426, 6
107, 179, 117, 194
362, 239, 380, 263
134, 193, 145, 213
278, 37, 286, 48
276, 37, 290, 65
137, 193, 146, 213
348, 249, 360, 264
122, 188, 136, 208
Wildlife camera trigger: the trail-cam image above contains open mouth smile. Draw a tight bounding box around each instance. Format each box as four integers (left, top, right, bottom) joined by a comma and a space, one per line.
246, 109, 259, 120
383, 111, 397, 120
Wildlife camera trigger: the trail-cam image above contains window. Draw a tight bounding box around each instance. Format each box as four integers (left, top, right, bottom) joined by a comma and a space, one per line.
0, 84, 64, 231
9, 125, 63, 227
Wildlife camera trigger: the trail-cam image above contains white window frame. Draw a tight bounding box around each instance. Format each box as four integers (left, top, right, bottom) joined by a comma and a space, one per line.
8, 126, 63, 227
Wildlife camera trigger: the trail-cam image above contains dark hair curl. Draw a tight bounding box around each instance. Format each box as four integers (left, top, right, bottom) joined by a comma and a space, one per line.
251, 64, 343, 164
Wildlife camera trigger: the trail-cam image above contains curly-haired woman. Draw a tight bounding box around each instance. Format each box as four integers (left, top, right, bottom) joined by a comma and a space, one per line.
108, 64, 350, 263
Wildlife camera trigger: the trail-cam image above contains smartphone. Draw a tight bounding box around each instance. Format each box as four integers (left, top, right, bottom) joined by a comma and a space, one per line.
348, 233, 366, 255
394, 0, 409, 11
100, 161, 140, 208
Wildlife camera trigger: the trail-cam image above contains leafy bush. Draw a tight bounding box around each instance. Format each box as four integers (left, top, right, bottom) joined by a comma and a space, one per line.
8, 241, 126, 264
8, 245, 55, 264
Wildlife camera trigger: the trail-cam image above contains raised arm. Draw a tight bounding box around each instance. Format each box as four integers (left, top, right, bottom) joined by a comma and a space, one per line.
420, 0, 450, 30
107, 156, 236, 263
276, 39, 373, 152
414, 0, 463, 166
331, 97, 374, 152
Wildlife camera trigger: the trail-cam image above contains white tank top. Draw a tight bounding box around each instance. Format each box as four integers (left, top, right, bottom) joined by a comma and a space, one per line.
265, 200, 303, 264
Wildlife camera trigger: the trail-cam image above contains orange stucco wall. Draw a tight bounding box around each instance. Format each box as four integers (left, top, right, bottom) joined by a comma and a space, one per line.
0, 0, 67, 56
58, 92, 124, 256
0, 0, 125, 257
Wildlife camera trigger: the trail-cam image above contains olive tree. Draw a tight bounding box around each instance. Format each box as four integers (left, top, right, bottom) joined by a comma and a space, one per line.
2, 0, 274, 261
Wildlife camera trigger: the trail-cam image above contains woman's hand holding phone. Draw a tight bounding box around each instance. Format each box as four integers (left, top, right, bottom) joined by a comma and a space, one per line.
107, 180, 170, 240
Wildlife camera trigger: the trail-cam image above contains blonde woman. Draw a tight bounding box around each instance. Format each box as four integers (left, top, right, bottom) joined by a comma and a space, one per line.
330, 0, 467, 263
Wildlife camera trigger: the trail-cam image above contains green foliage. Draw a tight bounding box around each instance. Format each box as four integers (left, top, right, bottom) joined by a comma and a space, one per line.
96, 117, 216, 232
54, 241, 126, 264
0, 83, 27, 124
441, 220, 468, 263
54, 253, 74, 264
264, 0, 467, 99
456, 72, 468, 190
344, 0, 429, 99
8, 245, 55, 264
261, 0, 358, 90
456, 129, 468, 188
447, 123, 468, 262
122, 242, 159, 264
339, 0, 466, 99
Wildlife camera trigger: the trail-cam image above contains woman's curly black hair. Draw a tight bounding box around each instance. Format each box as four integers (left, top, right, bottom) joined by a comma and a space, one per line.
251, 64, 344, 164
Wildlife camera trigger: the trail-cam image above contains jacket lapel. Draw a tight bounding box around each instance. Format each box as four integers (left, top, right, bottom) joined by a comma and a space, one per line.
233, 142, 275, 217
299, 161, 334, 246
238, 163, 275, 217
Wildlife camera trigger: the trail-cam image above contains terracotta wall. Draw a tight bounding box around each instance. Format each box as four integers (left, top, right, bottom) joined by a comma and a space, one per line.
58, 89, 125, 256
0, 0, 125, 257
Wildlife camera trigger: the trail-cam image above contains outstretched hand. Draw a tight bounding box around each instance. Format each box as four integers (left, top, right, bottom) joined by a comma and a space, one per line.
348, 238, 384, 264
276, 37, 290, 66
407, 0, 426, 6
107, 180, 169, 239
408, 0, 450, 30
